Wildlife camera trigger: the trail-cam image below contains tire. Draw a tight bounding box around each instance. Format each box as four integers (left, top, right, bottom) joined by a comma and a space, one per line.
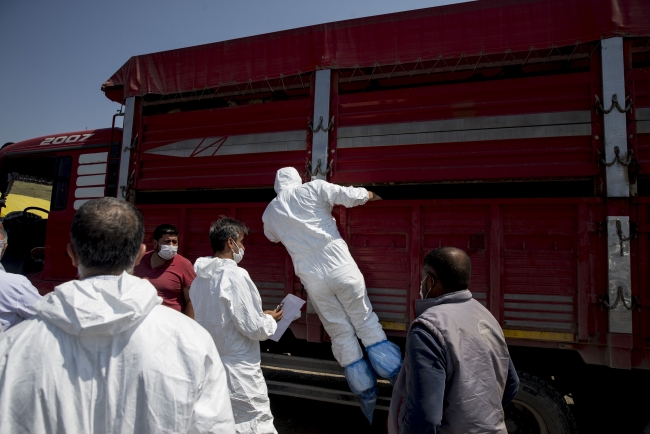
505, 371, 577, 434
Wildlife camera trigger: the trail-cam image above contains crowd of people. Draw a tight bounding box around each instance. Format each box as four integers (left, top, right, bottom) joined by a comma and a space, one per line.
0, 167, 519, 434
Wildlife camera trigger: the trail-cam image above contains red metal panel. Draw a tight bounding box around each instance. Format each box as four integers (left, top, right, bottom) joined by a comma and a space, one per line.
490, 204, 503, 323
102, 0, 650, 102
331, 73, 596, 184
633, 67, 650, 175
409, 206, 422, 323
634, 67, 650, 109
631, 198, 650, 343
346, 205, 411, 328
501, 204, 578, 332
577, 204, 590, 340
142, 100, 309, 144
338, 74, 590, 126
333, 137, 594, 184
421, 204, 491, 309
137, 99, 311, 191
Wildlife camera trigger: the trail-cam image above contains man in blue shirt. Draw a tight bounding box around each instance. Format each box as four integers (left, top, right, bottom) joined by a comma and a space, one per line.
0, 227, 41, 331
388, 247, 519, 434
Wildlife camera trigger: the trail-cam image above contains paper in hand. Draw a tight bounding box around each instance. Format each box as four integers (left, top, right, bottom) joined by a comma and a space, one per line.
269, 294, 306, 342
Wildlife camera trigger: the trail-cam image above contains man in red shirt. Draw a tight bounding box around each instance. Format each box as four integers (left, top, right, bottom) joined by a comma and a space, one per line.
134, 224, 196, 318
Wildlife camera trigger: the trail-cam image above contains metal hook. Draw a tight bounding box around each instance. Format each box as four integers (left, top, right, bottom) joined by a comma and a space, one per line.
615, 219, 637, 256
599, 286, 638, 310
595, 94, 633, 115
309, 116, 335, 133
600, 146, 635, 168
308, 158, 333, 177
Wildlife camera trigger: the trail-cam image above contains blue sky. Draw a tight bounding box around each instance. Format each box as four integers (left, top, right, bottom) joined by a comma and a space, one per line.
0, 0, 465, 144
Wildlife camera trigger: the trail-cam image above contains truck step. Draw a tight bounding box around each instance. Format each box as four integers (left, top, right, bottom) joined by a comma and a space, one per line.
266, 380, 391, 411
261, 353, 344, 375
261, 353, 392, 411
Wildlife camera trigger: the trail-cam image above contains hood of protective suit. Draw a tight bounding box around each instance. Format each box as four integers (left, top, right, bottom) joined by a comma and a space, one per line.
35, 272, 161, 336
274, 167, 302, 194
194, 256, 236, 279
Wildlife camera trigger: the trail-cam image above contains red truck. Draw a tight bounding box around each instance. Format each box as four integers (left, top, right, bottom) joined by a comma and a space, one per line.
2, 0, 650, 431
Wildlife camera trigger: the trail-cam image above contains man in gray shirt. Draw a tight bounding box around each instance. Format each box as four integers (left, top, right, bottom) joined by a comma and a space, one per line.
0, 227, 41, 331
388, 247, 519, 434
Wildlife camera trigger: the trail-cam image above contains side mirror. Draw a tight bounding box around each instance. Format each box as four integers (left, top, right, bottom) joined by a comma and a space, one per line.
30, 247, 45, 264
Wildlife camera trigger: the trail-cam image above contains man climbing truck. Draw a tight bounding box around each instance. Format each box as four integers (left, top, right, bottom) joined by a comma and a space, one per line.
2, 0, 650, 431
263, 167, 402, 422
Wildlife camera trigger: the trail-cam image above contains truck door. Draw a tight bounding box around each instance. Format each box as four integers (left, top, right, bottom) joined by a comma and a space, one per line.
43, 146, 120, 281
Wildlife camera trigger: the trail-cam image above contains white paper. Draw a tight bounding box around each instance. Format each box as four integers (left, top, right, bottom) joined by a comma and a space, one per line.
269, 294, 306, 342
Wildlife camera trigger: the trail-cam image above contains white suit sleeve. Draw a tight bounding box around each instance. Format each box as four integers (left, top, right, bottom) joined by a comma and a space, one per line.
316, 180, 370, 208
227, 278, 277, 341
187, 345, 236, 434
263, 224, 280, 243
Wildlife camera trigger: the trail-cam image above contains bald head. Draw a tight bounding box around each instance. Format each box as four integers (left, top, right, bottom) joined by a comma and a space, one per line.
423, 247, 471, 293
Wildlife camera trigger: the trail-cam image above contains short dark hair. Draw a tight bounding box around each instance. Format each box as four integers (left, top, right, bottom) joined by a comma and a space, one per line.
209, 216, 249, 254
153, 224, 178, 241
423, 247, 471, 293
70, 197, 144, 274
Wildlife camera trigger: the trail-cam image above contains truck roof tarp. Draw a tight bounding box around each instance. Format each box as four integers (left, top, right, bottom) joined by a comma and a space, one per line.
101, 0, 650, 103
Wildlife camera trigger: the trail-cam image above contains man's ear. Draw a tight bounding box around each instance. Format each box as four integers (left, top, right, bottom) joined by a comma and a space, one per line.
133, 244, 147, 267
67, 243, 79, 268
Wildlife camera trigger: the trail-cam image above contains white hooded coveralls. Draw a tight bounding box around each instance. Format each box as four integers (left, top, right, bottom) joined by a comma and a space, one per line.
262, 167, 387, 367
190, 257, 278, 434
0, 273, 235, 434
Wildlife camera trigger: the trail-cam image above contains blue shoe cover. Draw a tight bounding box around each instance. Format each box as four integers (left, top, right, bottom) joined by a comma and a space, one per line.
367, 340, 403, 384
344, 358, 378, 423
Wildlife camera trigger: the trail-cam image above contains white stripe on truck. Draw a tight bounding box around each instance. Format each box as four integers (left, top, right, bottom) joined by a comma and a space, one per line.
337, 111, 591, 149
144, 130, 306, 158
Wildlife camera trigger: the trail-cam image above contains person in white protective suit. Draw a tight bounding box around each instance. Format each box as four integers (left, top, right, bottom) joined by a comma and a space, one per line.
262, 167, 403, 423
191, 216, 286, 434
0, 198, 236, 434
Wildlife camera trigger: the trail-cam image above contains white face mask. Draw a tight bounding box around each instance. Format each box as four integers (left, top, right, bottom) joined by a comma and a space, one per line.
230, 238, 244, 263
158, 244, 178, 260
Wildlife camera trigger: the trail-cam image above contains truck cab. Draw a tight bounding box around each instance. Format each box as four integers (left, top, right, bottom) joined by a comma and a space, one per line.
0, 128, 122, 293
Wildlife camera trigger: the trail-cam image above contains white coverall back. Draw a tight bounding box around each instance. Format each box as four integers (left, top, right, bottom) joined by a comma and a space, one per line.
191, 257, 278, 434
262, 167, 387, 366
0, 273, 235, 434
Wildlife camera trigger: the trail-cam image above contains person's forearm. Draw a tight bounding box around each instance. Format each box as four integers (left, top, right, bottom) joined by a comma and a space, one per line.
184, 302, 195, 319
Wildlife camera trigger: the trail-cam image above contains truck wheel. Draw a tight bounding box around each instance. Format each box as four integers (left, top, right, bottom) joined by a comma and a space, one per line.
505, 371, 577, 434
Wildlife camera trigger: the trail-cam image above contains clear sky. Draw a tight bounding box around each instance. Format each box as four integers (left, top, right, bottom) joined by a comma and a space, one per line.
0, 0, 467, 144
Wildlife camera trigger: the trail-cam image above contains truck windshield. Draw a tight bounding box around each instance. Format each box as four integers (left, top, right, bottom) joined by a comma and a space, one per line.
0, 156, 56, 275
0, 178, 51, 219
